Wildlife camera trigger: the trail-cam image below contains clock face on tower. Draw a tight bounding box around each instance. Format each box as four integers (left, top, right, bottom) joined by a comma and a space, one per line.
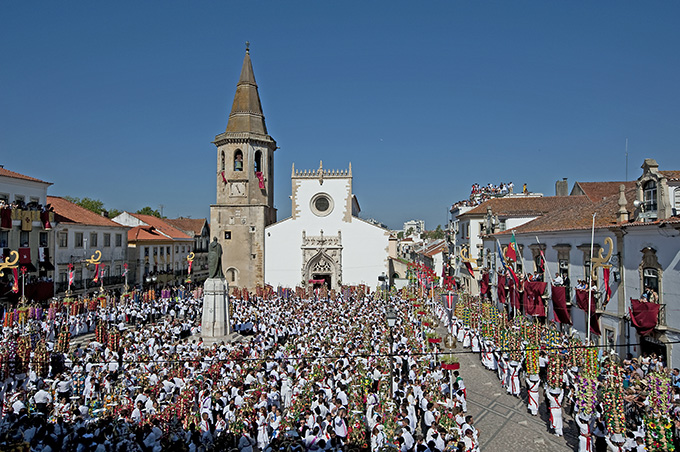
229, 181, 246, 197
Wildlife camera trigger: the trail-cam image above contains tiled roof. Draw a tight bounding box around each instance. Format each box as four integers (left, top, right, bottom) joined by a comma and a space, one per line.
0, 167, 51, 185
47, 196, 128, 228
165, 218, 207, 236
128, 225, 178, 242
458, 195, 589, 218
661, 170, 680, 181
571, 181, 637, 202
423, 241, 447, 257
128, 213, 192, 240
499, 187, 636, 235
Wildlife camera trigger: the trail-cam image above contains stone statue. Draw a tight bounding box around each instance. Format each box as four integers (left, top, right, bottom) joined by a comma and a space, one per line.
207, 237, 225, 279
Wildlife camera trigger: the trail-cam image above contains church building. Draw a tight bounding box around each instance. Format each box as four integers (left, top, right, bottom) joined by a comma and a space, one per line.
265, 162, 391, 290
212, 47, 391, 290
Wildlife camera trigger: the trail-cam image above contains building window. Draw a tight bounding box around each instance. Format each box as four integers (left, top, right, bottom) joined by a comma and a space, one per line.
30, 197, 39, 205
115, 265, 121, 276
226, 268, 237, 284
75, 232, 83, 248
167, 246, 171, 255
643, 268, 659, 293
90, 232, 98, 247
115, 233, 122, 247
604, 327, 616, 351
559, 259, 569, 279
643, 180, 658, 212
15, 195, 25, 204
20, 231, 29, 247
160, 247, 164, 256
176, 246, 179, 253
499, 219, 507, 231
103, 233, 111, 247
310, 193, 334, 217
58, 232, 68, 248
254, 150, 262, 173
0, 193, 8, 203
144, 247, 149, 257
181, 246, 185, 253
224, 231, 232, 240
234, 149, 244, 171
221, 151, 225, 172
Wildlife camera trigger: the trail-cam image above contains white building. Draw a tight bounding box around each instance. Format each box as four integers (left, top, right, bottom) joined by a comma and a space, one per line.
402, 219, 425, 237
48, 196, 129, 295
112, 212, 194, 287
264, 162, 391, 290
0, 167, 55, 304
483, 159, 680, 366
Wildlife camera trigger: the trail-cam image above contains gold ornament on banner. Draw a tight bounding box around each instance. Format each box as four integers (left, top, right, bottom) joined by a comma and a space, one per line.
0, 250, 19, 276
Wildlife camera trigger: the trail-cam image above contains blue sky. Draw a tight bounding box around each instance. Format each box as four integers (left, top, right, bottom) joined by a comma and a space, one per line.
2, 2, 679, 229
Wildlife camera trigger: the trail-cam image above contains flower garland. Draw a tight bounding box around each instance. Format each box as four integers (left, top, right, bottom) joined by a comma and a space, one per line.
602, 361, 625, 434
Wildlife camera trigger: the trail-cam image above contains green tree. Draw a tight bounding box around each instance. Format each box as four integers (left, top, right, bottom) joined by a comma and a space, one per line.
64, 196, 105, 214
136, 206, 162, 218
397, 231, 404, 239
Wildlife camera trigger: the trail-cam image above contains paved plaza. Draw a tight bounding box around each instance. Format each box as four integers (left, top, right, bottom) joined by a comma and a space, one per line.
440, 329, 577, 451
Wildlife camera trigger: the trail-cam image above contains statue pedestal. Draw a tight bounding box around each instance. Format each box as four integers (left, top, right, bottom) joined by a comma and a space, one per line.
201, 278, 233, 344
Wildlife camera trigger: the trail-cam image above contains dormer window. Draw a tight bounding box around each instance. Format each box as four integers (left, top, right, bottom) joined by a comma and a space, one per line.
234, 150, 244, 171
643, 180, 657, 212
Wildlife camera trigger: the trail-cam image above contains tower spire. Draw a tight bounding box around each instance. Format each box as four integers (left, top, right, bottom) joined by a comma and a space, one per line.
225, 45, 268, 135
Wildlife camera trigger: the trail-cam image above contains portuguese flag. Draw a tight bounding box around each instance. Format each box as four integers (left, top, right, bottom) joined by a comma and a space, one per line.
506, 231, 518, 262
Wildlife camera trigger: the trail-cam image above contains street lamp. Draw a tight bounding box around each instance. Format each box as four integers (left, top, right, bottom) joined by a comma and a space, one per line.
386, 307, 397, 398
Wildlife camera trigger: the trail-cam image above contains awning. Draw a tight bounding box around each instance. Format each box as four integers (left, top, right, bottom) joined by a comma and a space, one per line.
39, 261, 55, 271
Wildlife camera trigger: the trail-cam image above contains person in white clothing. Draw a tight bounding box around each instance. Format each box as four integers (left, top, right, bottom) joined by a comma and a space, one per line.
546, 387, 564, 436
574, 412, 593, 452
526, 374, 540, 416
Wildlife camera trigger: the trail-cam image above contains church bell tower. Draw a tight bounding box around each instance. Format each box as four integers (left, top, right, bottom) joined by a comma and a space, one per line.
210, 44, 276, 290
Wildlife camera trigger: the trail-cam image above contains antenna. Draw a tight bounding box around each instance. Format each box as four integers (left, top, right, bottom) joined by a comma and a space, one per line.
625, 138, 628, 182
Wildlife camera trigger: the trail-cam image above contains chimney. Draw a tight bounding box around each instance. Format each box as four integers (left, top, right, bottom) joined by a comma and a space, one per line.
555, 178, 568, 197
617, 184, 629, 223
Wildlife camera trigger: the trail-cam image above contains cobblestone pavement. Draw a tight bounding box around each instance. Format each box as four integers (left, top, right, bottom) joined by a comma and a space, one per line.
439, 330, 578, 451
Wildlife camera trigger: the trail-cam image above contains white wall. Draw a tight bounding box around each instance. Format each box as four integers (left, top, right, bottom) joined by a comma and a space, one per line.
265, 176, 390, 287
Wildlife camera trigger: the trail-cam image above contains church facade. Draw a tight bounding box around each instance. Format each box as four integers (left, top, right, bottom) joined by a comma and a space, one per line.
264, 162, 391, 290
212, 48, 390, 290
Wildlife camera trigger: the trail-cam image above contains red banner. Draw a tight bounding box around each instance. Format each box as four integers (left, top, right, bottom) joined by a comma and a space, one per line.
19, 247, 31, 264
524, 281, 547, 316
603, 268, 612, 307
12, 267, 19, 293
575, 289, 597, 313
629, 299, 660, 336
480, 272, 490, 296
497, 275, 507, 304
551, 285, 572, 324
464, 261, 475, 277
256, 171, 265, 189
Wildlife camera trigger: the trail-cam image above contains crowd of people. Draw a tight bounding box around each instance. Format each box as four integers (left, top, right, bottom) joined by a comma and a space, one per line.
450, 182, 516, 211
449, 294, 680, 452
0, 287, 480, 452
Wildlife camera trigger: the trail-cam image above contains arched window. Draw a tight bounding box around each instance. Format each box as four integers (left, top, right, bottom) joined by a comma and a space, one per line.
234, 150, 244, 171
226, 268, 238, 284
221, 151, 225, 171
643, 180, 657, 212
254, 150, 262, 173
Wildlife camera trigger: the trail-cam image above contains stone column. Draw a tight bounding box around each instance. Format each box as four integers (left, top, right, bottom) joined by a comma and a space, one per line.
202, 277, 231, 340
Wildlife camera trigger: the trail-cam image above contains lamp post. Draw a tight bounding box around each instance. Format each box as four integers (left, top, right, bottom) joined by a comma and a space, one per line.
386, 306, 397, 399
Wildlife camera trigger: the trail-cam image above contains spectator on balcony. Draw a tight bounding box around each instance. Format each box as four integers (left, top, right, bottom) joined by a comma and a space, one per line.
553, 273, 563, 286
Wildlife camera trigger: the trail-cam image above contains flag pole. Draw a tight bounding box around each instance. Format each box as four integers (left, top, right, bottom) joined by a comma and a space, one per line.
587, 213, 596, 344
535, 236, 553, 322
535, 236, 554, 286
